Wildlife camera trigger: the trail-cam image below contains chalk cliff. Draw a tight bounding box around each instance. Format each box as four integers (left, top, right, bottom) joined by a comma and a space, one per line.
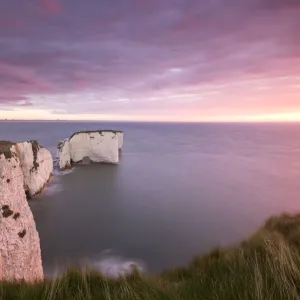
57, 139, 71, 170
0, 141, 43, 281
17, 141, 53, 197
117, 132, 123, 150
57, 130, 123, 170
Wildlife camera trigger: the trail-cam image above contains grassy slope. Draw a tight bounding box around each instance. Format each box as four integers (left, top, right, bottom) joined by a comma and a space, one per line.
2, 213, 300, 300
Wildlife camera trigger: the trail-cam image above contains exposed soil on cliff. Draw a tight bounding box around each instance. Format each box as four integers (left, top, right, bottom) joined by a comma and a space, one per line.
0, 141, 15, 159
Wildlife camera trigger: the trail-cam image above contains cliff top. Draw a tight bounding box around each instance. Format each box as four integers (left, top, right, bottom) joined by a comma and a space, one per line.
69, 130, 123, 140
0, 140, 41, 160
0, 141, 15, 159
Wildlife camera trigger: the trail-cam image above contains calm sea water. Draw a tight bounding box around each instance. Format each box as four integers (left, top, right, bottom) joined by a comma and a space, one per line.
1, 121, 300, 276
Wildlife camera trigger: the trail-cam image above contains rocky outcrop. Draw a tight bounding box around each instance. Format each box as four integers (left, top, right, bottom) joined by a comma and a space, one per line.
57, 130, 124, 170
17, 141, 53, 197
117, 132, 123, 150
0, 141, 43, 281
57, 138, 71, 170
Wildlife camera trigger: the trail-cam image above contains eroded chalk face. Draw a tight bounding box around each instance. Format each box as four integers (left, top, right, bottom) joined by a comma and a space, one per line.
0, 142, 43, 281
17, 140, 53, 197
57, 139, 71, 170
116, 132, 124, 150
57, 130, 124, 170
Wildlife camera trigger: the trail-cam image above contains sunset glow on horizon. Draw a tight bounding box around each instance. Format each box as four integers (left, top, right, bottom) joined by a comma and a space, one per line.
0, 0, 300, 122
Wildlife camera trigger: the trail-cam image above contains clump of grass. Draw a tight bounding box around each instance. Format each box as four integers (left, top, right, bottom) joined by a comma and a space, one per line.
0, 141, 15, 159
18, 229, 26, 238
69, 130, 123, 140
29, 140, 40, 171
2, 208, 13, 218
13, 212, 20, 220
2, 213, 300, 299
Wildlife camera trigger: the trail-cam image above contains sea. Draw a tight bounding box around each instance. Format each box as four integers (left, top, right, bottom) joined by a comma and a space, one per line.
1, 121, 300, 277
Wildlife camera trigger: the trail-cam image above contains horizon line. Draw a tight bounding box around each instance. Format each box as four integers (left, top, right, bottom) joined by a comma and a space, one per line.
1, 119, 300, 124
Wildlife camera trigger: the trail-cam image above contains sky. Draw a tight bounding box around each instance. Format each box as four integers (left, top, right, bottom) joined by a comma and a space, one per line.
0, 0, 300, 122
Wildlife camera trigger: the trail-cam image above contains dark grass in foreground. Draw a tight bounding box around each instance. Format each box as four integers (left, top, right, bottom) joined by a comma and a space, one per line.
2, 213, 300, 300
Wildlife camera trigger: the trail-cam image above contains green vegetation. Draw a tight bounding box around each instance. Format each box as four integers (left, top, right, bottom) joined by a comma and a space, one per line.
0, 141, 15, 159
30, 140, 40, 171
69, 130, 123, 140
13, 212, 20, 220
2, 205, 14, 218
2, 213, 300, 299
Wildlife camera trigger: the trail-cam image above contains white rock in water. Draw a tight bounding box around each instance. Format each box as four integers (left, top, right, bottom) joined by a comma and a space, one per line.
57, 130, 124, 170
57, 139, 71, 170
17, 141, 53, 197
0, 141, 43, 281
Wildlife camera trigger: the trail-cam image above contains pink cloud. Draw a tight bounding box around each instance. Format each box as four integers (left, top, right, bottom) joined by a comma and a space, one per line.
0, 94, 34, 108
0, 61, 52, 90
74, 80, 86, 89
39, 0, 62, 14
0, 17, 23, 29
0, 61, 54, 105
172, 13, 199, 32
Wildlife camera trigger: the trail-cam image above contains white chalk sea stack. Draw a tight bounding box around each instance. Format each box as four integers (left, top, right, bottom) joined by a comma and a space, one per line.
57, 130, 124, 170
0, 140, 50, 281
